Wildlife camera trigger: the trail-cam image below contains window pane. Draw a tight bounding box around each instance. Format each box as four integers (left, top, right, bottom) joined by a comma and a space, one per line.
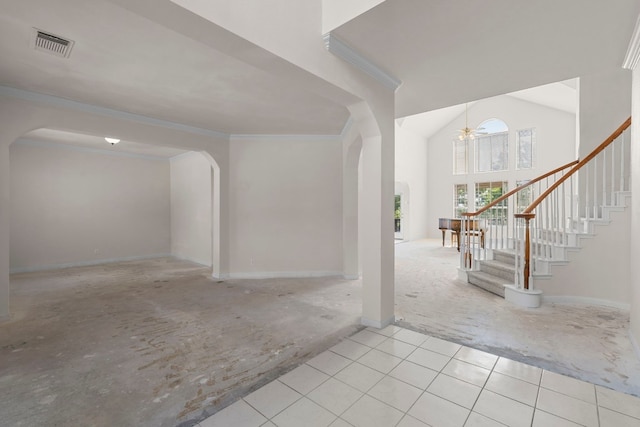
517, 129, 535, 169
515, 180, 532, 213
476, 132, 508, 172
477, 138, 491, 172
475, 181, 508, 223
454, 184, 468, 218
453, 140, 468, 174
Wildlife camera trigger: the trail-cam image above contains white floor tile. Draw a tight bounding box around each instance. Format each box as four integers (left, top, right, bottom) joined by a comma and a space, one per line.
334, 362, 385, 392
454, 347, 498, 370
442, 359, 491, 387
367, 376, 423, 412
532, 409, 582, 427
536, 387, 598, 427
473, 389, 533, 427
493, 357, 542, 385
200, 399, 267, 427
484, 371, 538, 406
596, 385, 640, 419
408, 391, 470, 427
465, 412, 508, 426
306, 351, 352, 376
388, 360, 438, 390
541, 370, 596, 403
341, 394, 404, 427
392, 329, 429, 346
271, 397, 337, 427
427, 373, 482, 409
397, 415, 430, 427
330, 339, 371, 360
307, 377, 363, 416
406, 347, 451, 371
421, 336, 462, 357
329, 419, 353, 427
244, 380, 302, 419
349, 329, 388, 347
279, 364, 329, 395
599, 407, 640, 427
376, 337, 417, 359
356, 348, 403, 374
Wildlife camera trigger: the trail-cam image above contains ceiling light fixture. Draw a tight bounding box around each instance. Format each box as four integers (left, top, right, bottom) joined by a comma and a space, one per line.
105, 137, 120, 145
458, 103, 485, 141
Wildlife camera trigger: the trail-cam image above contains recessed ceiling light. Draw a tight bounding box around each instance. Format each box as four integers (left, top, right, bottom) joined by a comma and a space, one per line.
105, 137, 120, 145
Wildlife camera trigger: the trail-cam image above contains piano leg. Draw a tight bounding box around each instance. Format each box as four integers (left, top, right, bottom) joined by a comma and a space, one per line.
441, 229, 446, 247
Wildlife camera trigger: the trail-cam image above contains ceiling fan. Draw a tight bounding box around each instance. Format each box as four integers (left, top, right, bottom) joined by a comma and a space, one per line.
458, 103, 487, 140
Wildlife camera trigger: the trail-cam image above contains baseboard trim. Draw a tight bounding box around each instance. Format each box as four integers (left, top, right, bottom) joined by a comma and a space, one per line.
361, 315, 396, 329
343, 274, 360, 280
10, 254, 173, 274
542, 295, 631, 311
172, 255, 211, 268
227, 270, 344, 280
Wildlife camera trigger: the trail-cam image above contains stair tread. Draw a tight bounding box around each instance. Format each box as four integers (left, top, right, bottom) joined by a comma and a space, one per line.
480, 259, 515, 271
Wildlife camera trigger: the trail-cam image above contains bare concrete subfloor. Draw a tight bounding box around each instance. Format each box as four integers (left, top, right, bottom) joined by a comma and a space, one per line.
1, 239, 639, 426
1, 259, 362, 427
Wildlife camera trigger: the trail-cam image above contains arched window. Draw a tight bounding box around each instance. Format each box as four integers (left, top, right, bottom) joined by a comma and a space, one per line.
475, 118, 508, 172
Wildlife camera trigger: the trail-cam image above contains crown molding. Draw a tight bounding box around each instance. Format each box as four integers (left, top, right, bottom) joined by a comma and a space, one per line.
230, 133, 342, 142
623, 15, 640, 69
1, 86, 355, 141
323, 33, 401, 91
0, 85, 230, 139
16, 138, 172, 161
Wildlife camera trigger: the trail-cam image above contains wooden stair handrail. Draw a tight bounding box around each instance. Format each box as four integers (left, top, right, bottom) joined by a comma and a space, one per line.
461, 160, 578, 218
517, 116, 631, 217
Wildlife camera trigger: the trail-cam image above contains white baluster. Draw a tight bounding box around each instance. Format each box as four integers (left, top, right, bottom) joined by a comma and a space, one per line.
593, 156, 598, 219
620, 132, 625, 192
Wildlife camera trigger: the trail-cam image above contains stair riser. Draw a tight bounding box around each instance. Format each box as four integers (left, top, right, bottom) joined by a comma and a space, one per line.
493, 252, 515, 264
467, 274, 505, 297
479, 264, 514, 281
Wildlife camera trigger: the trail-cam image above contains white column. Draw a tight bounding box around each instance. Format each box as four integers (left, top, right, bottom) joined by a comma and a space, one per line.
0, 142, 9, 319
349, 100, 395, 328
630, 65, 640, 356
201, 148, 230, 279
343, 137, 362, 279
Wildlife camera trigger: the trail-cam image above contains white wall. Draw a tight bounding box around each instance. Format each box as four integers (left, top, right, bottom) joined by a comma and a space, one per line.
10, 141, 171, 272
395, 123, 428, 240
579, 68, 632, 157
228, 137, 343, 277
170, 151, 212, 266
631, 64, 640, 354
426, 96, 576, 239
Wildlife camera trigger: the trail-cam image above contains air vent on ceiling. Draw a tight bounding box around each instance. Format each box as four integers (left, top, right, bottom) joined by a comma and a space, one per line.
31, 28, 74, 58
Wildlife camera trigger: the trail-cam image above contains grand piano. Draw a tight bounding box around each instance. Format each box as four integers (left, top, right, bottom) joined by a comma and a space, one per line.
438, 218, 485, 251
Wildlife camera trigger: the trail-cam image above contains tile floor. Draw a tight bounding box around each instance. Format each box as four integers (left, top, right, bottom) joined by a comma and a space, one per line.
198, 326, 640, 427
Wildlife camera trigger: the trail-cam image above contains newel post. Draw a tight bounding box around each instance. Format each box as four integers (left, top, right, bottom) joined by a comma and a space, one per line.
514, 213, 535, 290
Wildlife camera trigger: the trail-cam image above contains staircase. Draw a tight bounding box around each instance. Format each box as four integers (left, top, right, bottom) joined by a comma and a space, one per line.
460, 118, 631, 304
467, 250, 514, 297
468, 193, 630, 298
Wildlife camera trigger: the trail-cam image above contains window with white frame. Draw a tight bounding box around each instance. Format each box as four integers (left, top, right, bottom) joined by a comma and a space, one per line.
515, 179, 533, 213
454, 184, 468, 218
453, 139, 468, 175
476, 132, 509, 172
516, 128, 536, 169
475, 181, 508, 223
